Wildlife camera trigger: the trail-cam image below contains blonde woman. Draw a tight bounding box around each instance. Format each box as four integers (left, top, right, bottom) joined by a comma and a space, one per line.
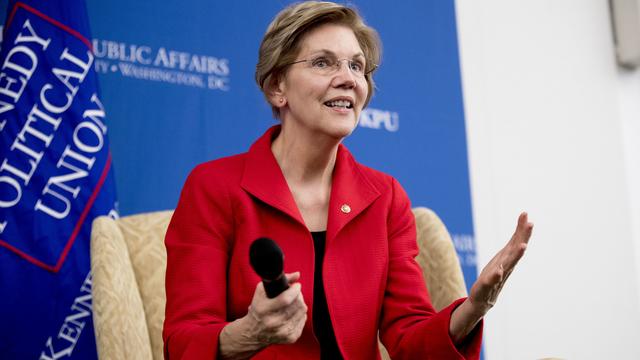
163, 2, 533, 359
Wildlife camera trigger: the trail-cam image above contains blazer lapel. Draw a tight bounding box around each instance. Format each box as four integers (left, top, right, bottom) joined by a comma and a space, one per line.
240, 126, 306, 226
326, 144, 381, 242
241, 126, 381, 235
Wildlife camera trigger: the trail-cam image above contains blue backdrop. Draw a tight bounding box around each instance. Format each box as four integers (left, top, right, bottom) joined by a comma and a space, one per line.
85, 0, 479, 285
0, 0, 480, 358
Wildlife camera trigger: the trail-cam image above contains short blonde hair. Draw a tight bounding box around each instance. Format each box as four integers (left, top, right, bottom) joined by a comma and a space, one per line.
255, 1, 382, 118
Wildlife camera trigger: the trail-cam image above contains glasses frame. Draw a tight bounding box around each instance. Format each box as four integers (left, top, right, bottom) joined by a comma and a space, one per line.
285, 57, 378, 77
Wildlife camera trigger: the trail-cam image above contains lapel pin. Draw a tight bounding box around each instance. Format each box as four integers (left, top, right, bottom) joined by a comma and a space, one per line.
340, 204, 351, 214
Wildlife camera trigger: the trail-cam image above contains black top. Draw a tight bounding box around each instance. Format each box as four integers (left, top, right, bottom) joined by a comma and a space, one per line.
311, 231, 343, 359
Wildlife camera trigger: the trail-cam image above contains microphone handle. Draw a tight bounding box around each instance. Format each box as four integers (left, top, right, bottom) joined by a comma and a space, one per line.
263, 274, 289, 298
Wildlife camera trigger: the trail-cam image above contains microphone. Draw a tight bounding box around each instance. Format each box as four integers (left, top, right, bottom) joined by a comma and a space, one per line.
249, 237, 290, 298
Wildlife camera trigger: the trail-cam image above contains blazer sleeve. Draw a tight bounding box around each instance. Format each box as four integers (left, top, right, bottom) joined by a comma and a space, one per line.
163, 164, 234, 359
379, 178, 482, 359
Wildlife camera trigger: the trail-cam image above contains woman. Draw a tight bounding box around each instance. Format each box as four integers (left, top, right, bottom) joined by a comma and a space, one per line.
163, 2, 533, 359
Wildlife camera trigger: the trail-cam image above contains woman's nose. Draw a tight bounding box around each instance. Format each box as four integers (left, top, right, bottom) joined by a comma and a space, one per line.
332, 60, 357, 88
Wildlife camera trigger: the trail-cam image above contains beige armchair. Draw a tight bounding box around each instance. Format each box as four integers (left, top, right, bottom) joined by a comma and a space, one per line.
91, 207, 467, 360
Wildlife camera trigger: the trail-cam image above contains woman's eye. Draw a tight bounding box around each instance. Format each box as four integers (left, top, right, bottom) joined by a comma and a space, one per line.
312, 57, 331, 68
350, 62, 364, 73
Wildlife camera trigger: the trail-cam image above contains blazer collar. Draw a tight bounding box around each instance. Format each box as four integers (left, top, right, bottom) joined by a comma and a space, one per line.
241, 125, 381, 237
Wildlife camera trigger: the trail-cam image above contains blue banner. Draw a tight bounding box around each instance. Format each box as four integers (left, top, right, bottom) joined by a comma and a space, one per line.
0, 1, 116, 358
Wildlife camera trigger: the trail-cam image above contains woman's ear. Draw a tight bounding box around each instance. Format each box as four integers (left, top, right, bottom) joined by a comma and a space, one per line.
267, 75, 287, 108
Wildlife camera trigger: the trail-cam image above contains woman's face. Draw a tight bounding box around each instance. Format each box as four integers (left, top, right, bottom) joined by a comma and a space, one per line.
275, 24, 369, 141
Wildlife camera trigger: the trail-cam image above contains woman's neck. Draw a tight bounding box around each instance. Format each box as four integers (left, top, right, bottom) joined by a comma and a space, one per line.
271, 126, 339, 186
271, 122, 339, 232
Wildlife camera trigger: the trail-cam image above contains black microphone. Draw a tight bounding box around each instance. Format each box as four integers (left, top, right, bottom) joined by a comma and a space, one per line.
249, 237, 290, 298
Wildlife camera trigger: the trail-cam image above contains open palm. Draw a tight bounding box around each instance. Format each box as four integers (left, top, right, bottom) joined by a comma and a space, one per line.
469, 212, 534, 312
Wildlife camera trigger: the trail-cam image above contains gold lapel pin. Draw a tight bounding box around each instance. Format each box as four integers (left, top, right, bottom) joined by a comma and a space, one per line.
340, 204, 351, 214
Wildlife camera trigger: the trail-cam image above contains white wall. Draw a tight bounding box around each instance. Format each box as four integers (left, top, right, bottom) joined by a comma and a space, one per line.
455, 1, 640, 359
618, 67, 640, 312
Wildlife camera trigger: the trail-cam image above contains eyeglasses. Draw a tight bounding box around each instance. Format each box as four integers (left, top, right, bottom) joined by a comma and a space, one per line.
286, 55, 377, 78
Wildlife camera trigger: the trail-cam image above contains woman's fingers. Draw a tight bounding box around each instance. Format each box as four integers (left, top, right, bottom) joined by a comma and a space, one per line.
248, 271, 308, 346
470, 212, 533, 313
278, 301, 308, 344
276, 283, 307, 320
252, 273, 304, 312
503, 212, 534, 270
285, 271, 301, 283
513, 212, 534, 245
499, 212, 534, 275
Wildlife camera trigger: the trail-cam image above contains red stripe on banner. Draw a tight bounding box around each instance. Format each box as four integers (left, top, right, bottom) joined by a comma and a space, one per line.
4, 2, 93, 50
0, 154, 113, 273
0, 241, 58, 272
54, 153, 113, 272
3, 2, 20, 34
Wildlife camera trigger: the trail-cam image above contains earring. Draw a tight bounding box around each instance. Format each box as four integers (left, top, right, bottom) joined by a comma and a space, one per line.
279, 98, 285, 103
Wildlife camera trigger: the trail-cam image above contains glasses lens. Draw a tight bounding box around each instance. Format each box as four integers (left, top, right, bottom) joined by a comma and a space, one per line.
310, 56, 335, 74
307, 56, 367, 77
348, 60, 365, 76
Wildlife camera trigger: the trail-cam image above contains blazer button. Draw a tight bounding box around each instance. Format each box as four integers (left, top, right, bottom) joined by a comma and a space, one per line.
340, 204, 351, 214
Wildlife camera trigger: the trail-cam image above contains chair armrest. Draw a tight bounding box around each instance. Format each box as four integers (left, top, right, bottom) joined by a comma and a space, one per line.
91, 216, 153, 360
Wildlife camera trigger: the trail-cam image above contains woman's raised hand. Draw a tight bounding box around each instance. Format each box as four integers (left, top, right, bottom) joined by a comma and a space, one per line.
449, 212, 533, 343
469, 212, 533, 314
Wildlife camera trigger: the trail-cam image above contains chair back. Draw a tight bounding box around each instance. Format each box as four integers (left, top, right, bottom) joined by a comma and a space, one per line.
413, 207, 467, 310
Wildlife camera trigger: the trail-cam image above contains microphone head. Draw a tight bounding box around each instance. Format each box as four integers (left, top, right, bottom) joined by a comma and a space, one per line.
249, 237, 284, 280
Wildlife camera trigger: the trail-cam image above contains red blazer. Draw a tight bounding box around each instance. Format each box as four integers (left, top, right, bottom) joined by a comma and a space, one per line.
163, 126, 482, 359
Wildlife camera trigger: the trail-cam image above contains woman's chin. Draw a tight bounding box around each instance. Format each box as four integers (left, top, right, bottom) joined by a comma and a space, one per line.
325, 121, 358, 140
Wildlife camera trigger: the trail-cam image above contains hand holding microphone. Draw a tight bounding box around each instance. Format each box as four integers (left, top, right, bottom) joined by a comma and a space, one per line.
244, 238, 307, 345
220, 238, 308, 356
